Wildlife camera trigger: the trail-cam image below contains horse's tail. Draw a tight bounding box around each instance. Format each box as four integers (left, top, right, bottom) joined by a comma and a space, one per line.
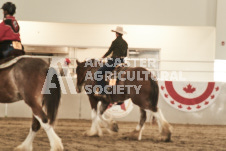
149, 73, 159, 112
42, 67, 61, 125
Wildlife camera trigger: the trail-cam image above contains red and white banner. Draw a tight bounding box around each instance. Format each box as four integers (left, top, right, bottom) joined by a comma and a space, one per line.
105, 98, 134, 118
159, 81, 222, 112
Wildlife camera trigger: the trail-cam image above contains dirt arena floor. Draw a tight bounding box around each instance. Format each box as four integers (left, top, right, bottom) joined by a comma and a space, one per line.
1, 118, 226, 151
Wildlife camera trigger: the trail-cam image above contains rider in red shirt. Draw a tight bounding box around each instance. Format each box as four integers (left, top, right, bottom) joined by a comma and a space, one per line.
0, 2, 24, 60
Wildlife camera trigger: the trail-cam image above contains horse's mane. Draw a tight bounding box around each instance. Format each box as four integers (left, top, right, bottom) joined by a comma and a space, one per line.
80, 58, 131, 76
81, 58, 105, 72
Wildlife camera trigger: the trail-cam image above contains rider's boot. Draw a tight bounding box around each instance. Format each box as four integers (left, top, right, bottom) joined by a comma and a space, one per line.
94, 87, 107, 99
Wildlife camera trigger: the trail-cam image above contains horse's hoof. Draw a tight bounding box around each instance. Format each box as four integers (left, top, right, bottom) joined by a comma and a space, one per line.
110, 121, 119, 132
83, 130, 94, 136
107, 129, 118, 136
14, 145, 32, 151
50, 146, 64, 151
161, 133, 171, 142
98, 131, 103, 137
50, 137, 64, 151
161, 123, 173, 142
50, 147, 64, 151
122, 130, 140, 140
83, 130, 99, 137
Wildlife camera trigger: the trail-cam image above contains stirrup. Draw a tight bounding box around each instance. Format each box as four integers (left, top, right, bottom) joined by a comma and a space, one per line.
94, 93, 107, 99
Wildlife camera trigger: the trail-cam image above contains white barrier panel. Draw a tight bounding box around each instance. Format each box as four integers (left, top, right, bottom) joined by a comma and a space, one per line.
58, 94, 80, 119
7, 101, 32, 118
3, 94, 80, 119
0, 104, 5, 117
79, 94, 91, 119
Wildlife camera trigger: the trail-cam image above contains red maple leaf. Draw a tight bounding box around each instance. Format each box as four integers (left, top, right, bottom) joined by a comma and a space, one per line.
211, 95, 215, 99
196, 105, 201, 109
215, 87, 219, 91
187, 106, 192, 110
164, 94, 168, 98
178, 104, 183, 108
161, 86, 165, 90
170, 101, 175, 104
205, 101, 209, 105
183, 84, 196, 93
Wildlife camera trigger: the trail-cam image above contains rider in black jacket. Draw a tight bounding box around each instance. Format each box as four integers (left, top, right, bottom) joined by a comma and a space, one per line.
95, 26, 128, 96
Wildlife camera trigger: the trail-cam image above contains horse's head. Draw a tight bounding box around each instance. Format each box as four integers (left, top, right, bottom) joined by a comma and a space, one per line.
76, 59, 100, 93
75, 60, 87, 93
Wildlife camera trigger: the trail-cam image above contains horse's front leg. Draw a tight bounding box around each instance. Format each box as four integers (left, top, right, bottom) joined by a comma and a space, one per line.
97, 101, 119, 134
84, 96, 103, 137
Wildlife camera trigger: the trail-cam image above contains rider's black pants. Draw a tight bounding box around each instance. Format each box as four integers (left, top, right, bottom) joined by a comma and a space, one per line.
0, 41, 14, 59
95, 58, 124, 94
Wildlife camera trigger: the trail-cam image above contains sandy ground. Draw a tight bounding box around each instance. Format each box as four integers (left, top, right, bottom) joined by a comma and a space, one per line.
0, 118, 226, 151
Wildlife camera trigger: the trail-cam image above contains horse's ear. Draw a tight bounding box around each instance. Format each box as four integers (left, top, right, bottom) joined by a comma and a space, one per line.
76, 60, 80, 65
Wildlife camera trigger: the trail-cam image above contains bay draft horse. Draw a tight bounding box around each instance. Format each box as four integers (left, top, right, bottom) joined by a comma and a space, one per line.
76, 59, 172, 141
0, 58, 63, 151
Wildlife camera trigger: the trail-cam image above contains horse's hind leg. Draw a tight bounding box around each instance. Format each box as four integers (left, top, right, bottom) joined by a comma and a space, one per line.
15, 116, 40, 151
85, 100, 118, 137
151, 108, 172, 142
85, 95, 118, 137
33, 114, 63, 151
128, 108, 146, 140
136, 108, 146, 140
25, 101, 63, 151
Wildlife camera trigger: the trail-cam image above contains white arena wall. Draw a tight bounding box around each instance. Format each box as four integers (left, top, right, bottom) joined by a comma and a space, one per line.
0, 0, 216, 26
18, 22, 216, 81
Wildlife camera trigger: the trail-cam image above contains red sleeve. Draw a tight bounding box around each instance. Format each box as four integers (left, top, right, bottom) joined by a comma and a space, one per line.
0, 22, 7, 41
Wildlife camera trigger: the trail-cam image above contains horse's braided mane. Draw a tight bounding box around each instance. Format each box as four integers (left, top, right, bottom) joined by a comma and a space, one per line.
82, 58, 104, 72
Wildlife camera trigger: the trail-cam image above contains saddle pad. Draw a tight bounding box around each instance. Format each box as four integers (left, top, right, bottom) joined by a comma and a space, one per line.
0, 55, 33, 69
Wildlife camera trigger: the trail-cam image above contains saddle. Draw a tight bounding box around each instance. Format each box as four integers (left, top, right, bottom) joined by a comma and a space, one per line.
93, 62, 129, 104
103, 63, 128, 104
0, 49, 25, 65
107, 63, 128, 86
0, 54, 25, 69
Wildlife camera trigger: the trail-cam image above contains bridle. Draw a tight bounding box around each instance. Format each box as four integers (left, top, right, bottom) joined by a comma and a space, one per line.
77, 65, 93, 87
